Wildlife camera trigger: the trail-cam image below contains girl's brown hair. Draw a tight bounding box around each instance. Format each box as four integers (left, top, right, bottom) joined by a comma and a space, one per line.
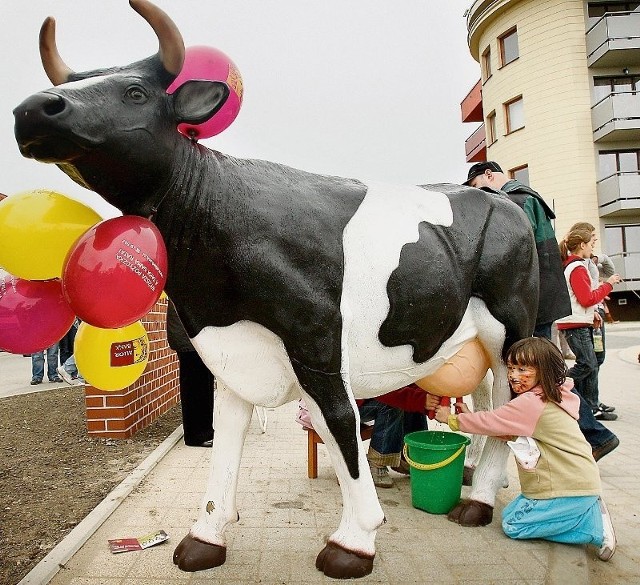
506, 337, 567, 403
559, 227, 593, 261
570, 221, 595, 232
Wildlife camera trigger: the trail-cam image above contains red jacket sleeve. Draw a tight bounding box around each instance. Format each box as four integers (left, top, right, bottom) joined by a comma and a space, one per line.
569, 265, 613, 308
374, 384, 427, 413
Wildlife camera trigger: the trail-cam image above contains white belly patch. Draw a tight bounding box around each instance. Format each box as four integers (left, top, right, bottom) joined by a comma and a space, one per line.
191, 321, 301, 407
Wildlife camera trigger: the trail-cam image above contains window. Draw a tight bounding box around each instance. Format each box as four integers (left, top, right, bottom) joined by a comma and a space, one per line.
481, 46, 492, 82
505, 96, 524, 133
594, 75, 640, 103
588, 3, 640, 18
486, 111, 497, 145
510, 165, 530, 186
499, 27, 519, 67
598, 149, 640, 179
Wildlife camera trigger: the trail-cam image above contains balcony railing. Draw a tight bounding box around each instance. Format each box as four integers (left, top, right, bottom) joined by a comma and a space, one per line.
461, 79, 483, 123
464, 124, 486, 163
591, 91, 640, 141
586, 11, 640, 68
597, 172, 640, 217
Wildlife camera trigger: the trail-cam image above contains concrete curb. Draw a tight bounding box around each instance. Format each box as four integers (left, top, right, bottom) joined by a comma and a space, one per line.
17, 425, 184, 585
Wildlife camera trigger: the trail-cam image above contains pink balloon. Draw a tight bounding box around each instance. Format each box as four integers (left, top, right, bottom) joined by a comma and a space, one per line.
0, 274, 75, 354
167, 45, 243, 139
62, 216, 168, 329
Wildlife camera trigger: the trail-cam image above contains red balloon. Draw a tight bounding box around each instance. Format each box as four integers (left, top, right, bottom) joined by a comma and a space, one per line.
0, 273, 75, 354
62, 216, 168, 328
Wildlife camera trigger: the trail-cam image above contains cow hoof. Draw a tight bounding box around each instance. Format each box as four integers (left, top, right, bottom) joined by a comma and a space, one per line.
173, 534, 226, 572
316, 541, 374, 579
447, 499, 493, 527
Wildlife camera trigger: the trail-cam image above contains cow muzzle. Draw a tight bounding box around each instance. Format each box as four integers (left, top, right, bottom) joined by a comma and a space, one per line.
14, 91, 94, 162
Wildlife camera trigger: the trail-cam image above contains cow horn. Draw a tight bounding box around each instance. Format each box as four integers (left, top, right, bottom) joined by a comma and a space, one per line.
129, 0, 184, 76
39, 17, 74, 86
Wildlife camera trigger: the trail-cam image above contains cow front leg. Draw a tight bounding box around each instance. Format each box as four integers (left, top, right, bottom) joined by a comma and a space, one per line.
173, 382, 253, 572
301, 387, 384, 579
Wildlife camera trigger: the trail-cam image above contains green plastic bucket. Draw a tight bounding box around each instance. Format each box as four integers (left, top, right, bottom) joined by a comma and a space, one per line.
403, 430, 470, 514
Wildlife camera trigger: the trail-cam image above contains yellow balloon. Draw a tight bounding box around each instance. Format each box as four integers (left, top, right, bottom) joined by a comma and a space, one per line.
74, 321, 149, 391
0, 190, 102, 280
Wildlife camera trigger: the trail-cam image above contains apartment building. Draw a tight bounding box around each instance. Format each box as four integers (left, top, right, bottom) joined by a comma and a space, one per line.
460, 0, 640, 319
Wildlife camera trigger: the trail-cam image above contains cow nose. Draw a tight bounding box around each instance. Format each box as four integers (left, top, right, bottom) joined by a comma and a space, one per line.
14, 92, 66, 120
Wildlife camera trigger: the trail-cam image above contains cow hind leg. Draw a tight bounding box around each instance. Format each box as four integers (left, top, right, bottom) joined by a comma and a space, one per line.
299, 382, 384, 579
173, 382, 253, 572
448, 300, 512, 526
461, 373, 489, 484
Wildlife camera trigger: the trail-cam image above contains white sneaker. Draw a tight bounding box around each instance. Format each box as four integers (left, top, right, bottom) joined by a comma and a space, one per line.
57, 365, 81, 386
597, 498, 616, 561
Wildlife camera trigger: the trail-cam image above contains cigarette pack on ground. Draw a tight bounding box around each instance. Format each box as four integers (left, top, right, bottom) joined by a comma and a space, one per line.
108, 529, 169, 554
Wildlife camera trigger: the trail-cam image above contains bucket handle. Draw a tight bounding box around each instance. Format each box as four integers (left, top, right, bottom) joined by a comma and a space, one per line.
402, 443, 466, 471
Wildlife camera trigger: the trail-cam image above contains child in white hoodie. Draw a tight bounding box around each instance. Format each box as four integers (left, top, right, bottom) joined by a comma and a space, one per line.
435, 337, 616, 561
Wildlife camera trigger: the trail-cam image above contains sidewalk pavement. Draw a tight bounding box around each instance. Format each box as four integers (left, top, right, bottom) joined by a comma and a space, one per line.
0, 351, 71, 399
12, 323, 640, 584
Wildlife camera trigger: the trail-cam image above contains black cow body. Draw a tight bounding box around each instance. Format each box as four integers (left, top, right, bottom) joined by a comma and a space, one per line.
13, 1, 538, 579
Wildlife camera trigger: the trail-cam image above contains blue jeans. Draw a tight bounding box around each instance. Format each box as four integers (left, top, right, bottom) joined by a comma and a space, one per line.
595, 308, 606, 368
502, 494, 602, 546
359, 399, 427, 467
533, 321, 552, 340
564, 327, 600, 409
62, 355, 85, 382
572, 389, 616, 450
31, 344, 59, 381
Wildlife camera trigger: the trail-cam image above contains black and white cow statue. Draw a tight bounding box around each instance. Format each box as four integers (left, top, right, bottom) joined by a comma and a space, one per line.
14, 0, 538, 579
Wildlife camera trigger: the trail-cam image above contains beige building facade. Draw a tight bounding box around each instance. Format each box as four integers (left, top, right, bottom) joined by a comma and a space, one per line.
461, 0, 640, 318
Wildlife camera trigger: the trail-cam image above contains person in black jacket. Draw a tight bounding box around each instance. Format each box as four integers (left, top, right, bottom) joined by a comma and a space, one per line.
167, 300, 214, 447
464, 161, 571, 338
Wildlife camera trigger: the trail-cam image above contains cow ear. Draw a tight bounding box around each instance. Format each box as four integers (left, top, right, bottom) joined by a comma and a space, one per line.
173, 80, 230, 125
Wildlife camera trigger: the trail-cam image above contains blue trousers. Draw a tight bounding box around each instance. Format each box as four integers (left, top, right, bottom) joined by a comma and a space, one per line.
359, 399, 427, 467
574, 388, 616, 450
564, 327, 600, 409
61, 355, 84, 382
502, 494, 603, 546
595, 308, 606, 368
534, 327, 614, 450
31, 344, 59, 381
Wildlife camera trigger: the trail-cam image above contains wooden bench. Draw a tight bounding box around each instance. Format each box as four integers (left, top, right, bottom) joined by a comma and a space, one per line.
305, 424, 374, 479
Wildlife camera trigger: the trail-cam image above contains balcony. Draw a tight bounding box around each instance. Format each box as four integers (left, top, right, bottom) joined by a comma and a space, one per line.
592, 92, 640, 142
461, 79, 483, 123
610, 252, 640, 289
586, 11, 640, 68
597, 172, 640, 217
464, 124, 486, 163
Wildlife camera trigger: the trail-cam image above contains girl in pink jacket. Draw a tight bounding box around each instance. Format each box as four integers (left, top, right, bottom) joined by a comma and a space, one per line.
435, 337, 615, 561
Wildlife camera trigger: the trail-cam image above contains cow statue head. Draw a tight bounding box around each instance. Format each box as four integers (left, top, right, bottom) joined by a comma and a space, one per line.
14, 0, 229, 216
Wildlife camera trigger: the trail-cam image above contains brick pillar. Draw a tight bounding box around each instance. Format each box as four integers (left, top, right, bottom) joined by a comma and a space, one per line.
84, 296, 180, 439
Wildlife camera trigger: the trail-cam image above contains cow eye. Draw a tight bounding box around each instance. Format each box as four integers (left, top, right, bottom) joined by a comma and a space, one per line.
125, 86, 148, 104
